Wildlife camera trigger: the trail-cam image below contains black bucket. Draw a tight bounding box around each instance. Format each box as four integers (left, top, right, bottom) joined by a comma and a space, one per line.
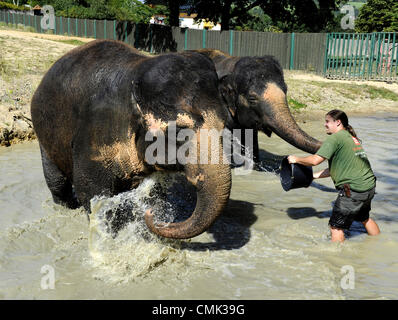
280, 156, 313, 191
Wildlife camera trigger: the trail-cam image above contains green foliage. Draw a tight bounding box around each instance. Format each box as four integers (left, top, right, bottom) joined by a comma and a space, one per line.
186, 0, 347, 32
288, 98, 307, 111
0, 0, 352, 32
234, 6, 281, 32
355, 0, 398, 32
3, 0, 158, 22
0, 1, 30, 11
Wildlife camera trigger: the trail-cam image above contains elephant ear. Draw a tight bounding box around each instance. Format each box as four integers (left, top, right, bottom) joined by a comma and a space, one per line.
219, 75, 237, 117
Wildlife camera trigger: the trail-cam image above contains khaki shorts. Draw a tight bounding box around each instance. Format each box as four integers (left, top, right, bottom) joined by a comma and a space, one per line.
329, 186, 376, 230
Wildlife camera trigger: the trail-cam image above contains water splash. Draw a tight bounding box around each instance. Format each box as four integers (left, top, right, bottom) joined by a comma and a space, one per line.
87, 172, 196, 283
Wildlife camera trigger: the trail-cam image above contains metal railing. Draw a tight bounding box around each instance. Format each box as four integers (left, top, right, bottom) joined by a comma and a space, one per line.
3, 10, 397, 82
324, 32, 398, 82
0, 9, 328, 74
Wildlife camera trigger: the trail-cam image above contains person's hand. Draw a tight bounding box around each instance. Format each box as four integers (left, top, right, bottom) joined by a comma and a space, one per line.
287, 155, 297, 164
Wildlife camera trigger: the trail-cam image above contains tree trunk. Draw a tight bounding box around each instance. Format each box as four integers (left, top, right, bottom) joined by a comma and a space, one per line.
168, 0, 181, 27
221, 0, 232, 31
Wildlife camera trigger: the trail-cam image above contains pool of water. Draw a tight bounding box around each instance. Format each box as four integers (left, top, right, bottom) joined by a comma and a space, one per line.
0, 114, 397, 299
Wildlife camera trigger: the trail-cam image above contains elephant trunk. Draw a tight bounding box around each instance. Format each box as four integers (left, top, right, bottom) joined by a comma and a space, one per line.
144, 136, 232, 239
261, 83, 322, 154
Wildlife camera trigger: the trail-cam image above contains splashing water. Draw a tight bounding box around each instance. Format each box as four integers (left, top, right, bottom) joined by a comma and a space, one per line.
229, 134, 282, 174
87, 172, 196, 283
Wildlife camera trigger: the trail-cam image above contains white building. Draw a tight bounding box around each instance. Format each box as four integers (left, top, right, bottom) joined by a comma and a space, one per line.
150, 13, 221, 31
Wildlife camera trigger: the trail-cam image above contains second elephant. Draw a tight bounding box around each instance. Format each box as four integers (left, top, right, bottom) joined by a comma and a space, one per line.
191, 49, 322, 160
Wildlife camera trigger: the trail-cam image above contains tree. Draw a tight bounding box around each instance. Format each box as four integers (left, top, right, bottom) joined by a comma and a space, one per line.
355, 0, 398, 32
143, 0, 183, 27
187, 0, 264, 31
187, 0, 346, 32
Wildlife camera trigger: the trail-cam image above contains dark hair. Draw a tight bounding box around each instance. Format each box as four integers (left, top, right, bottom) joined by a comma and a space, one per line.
326, 109, 358, 139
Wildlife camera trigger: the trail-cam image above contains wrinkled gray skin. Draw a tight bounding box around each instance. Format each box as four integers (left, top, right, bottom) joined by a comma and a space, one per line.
31, 40, 232, 239
192, 49, 322, 159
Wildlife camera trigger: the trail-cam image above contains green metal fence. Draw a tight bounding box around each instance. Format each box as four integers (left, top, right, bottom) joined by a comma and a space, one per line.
324, 32, 398, 82
0, 10, 330, 74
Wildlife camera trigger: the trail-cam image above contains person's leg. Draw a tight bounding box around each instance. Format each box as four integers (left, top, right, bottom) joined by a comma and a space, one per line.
330, 226, 345, 242
362, 218, 380, 236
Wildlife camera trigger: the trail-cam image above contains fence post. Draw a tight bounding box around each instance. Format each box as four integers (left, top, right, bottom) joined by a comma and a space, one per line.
202, 28, 206, 48
339, 33, 346, 78
94, 19, 96, 38
323, 33, 330, 75
149, 26, 153, 53
125, 21, 127, 43
84, 19, 87, 37
104, 19, 107, 39
184, 27, 188, 50
113, 20, 116, 40
390, 33, 396, 80
229, 30, 233, 55
76, 17, 78, 36
290, 32, 295, 70
368, 33, 376, 79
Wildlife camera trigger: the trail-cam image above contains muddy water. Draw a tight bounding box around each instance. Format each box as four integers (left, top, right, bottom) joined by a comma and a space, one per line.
0, 114, 397, 300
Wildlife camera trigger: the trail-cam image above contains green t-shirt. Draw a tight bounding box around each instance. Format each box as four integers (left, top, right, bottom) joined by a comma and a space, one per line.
316, 129, 375, 192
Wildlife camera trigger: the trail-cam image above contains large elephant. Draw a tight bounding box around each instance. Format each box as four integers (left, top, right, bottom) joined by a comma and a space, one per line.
191, 49, 322, 160
31, 40, 232, 239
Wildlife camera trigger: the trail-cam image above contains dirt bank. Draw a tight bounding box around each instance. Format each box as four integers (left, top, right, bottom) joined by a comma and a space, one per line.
1, 28, 398, 147
0, 28, 95, 146
285, 70, 398, 122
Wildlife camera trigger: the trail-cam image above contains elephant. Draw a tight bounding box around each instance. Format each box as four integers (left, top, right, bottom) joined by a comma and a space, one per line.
190, 49, 322, 161
31, 40, 232, 239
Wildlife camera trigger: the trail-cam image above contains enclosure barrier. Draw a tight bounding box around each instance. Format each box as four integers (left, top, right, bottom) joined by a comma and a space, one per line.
0, 9, 327, 73
324, 32, 398, 82
1, 10, 397, 82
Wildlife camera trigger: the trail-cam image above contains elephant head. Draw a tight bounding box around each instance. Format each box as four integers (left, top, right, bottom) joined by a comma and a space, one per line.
131, 52, 232, 239
218, 55, 322, 154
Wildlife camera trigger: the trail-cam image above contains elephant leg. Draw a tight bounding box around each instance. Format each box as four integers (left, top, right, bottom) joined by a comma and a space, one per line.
40, 144, 79, 209
72, 152, 138, 235
72, 154, 113, 212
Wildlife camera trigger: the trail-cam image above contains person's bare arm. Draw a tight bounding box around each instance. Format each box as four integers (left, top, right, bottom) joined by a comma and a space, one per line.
287, 154, 325, 167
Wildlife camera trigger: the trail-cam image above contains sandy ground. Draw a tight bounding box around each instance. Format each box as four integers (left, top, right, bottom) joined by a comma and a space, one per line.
284, 70, 398, 121
1, 28, 398, 146
0, 28, 94, 146
286, 70, 398, 95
